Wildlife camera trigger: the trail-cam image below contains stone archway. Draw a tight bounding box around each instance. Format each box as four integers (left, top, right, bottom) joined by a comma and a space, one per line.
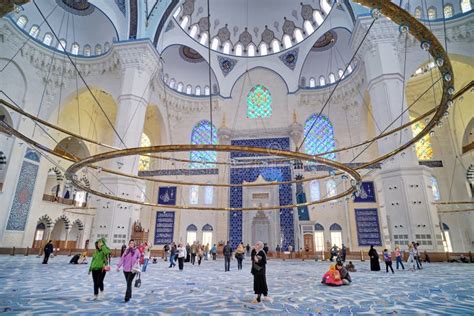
67, 219, 84, 249
50, 215, 70, 249
32, 215, 53, 248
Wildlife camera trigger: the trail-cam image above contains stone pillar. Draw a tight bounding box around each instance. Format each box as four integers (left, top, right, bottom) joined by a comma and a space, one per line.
216, 120, 231, 243
361, 22, 443, 251
92, 41, 161, 248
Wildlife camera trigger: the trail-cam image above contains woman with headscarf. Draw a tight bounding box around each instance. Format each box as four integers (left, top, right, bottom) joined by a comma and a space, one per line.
88, 237, 110, 300
116, 239, 141, 302
251, 241, 269, 303
368, 245, 381, 271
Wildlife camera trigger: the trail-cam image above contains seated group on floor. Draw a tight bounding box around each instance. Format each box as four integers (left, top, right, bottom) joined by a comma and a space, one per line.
321, 261, 352, 286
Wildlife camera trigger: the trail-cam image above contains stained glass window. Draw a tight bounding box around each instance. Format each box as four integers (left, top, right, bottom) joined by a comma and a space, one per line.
444, 5, 454, 18
428, 7, 437, 20
204, 185, 213, 204
304, 114, 336, 160
410, 116, 433, 160
461, 0, 472, 13
189, 186, 199, 205
138, 133, 151, 171
190, 120, 217, 168
247, 85, 272, 119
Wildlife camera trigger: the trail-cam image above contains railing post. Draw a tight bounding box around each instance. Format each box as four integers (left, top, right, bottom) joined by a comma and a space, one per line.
10, 247, 15, 256
25, 247, 29, 256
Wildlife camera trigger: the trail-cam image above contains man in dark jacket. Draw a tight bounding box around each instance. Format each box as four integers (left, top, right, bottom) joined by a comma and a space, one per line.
223, 241, 232, 272
43, 240, 54, 264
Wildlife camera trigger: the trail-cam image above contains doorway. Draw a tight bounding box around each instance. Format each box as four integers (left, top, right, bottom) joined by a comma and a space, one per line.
304, 233, 314, 253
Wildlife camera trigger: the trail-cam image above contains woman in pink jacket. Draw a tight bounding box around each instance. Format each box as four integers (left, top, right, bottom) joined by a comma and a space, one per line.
116, 239, 141, 302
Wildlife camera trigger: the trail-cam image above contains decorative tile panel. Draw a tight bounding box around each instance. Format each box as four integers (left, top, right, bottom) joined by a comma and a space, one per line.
355, 208, 382, 246
115, 0, 126, 16
6, 161, 39, 231
279, 48, 298, 70
230, 137, 290, 159
217, 56, 237, 76
154, 211, 175, 245
354, 182, 376, 203
158, 187, 177, 205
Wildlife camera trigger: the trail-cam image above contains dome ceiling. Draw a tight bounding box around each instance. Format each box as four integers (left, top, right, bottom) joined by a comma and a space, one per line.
10, 0, 118, 56
174, 0, 334, 57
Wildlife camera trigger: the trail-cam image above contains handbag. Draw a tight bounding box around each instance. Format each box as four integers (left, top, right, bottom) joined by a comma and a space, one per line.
252, 262, 262, 272
134, 274, 141, 288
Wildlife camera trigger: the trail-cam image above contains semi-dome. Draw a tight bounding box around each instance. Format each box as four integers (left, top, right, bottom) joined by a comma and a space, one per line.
10, 0, 118, 56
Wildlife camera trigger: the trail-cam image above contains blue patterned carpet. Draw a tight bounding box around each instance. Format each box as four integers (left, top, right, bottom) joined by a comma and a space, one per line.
0, 255, 473, 315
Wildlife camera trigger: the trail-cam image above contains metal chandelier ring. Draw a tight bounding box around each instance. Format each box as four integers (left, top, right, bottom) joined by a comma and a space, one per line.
64, 144, 362, 211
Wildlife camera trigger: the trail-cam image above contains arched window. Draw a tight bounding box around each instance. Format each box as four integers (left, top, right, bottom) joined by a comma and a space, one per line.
431, 176, 441, 201
319, 76, 326, 86
441, 223, 453, 252
338, 69, 344, 79
57, 39, 67, 52
259, 42, 268, 56
163, 74, 169, 83
428, 7, 437, 20
190, 120, 218, 168
204, 185, 213, 204
204, 85, 210, 95
310, 180, 320, 202
314, 223, 325, 251
247, 43, 256, 56
189, 24, 198, 38
138, 133, 151, 171
328, 73, 336, 84
202, 224, 213, 246
304, 114, 336, 160
283, 34, 292, 49
186, 224, 197, 244
309, 77, 316, 88
329, 223, 342, 248
200, 32, 208, 45
169, 79, 176, 89
321, 0, 332, 14
294, 28, 304, 43
235, 43, 243, 56
186, 85, 192, 95
304, 20, 314, 35
313, 10, 324, 25
83, 45, 91, 56
95, 44, 102, 55
444, 4, 454, 17
410, 116, 433, 160
223, 41, 231, 54
177, 82, 184, 92
173, 5, 182, 18
300, 76, 306, 87
104, 42, 110, 51
271, 39, 280, 53
71, 43, 80, 55
16, 16, 27, 28
189, 186, 199, 204
461, 0, 472, 13
43, 33, 53, 46
247, 85, 272, 119
195, 86, 201, 96
211, 37, 219, 50
326, 179, 337, 197
414, 7, 422, 18
180, 15, 189, 29
347, 64, 353, 73
29, 25, 39, 38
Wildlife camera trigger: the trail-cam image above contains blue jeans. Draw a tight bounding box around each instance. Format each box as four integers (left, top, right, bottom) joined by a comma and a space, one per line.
396, 256, 404, 269
169, 254, 176, 267
142, 258, 149, 272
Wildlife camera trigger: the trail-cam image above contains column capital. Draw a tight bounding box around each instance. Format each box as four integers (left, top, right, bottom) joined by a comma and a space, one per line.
113, 40, 162, 76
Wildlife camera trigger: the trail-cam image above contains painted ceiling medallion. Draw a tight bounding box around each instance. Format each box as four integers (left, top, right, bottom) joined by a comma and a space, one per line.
180, 46, 204, 63
217, 56, 237, 76
312, 31, 337, 50
279, 48, 299, 70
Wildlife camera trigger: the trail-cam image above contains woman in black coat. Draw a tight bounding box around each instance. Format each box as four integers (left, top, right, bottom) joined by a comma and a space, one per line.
368, 245, 381, 271
251, 241, 269, 303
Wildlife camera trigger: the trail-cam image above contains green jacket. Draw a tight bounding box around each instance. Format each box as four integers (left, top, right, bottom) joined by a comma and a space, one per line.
89, 237, 111, 272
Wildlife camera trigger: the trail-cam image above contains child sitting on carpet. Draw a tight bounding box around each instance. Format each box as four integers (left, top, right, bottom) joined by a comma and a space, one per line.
345, 261, 357, 272
321, 265, 343, 286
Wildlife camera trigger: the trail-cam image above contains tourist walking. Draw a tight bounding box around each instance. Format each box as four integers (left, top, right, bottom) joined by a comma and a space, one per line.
191, 241, 197, 265
116, 239, 141, 302
330, 245, 339, 262
120, 243, 127, 257
414, 242, 423, 269
89, 238, 110, 300
142, 242, 151, 272
177, 243, 186, 271
211, 244, 217, 260
197, 245, 204, 266
341, 244, 347, 262
163, 244, 169, 261
42, 240, 54, 264
224, 241, 232, 272
368, 245, 381, 271
204, 243, 210, 260
395, 246, 404, 270
383, 249, 395, 274
169, 242, 177, 268
185, 243, 191, 263
246, 243, 251, 257
407, 243, 416, 270
235, 243, 245, 270
251, 241, 269, 303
